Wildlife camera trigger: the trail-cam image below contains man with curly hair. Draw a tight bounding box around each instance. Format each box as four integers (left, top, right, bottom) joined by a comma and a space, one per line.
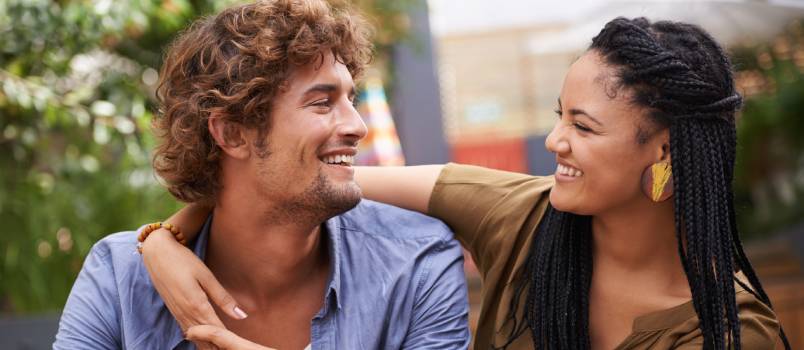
54, 1, 469, 349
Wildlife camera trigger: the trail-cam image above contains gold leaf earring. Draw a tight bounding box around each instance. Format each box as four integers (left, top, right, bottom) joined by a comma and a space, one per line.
641, 161, 673, 202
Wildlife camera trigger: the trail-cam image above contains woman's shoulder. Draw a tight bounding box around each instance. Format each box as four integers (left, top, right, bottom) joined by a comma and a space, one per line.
732, 273, 781, 349
663, 276, 781, 349
428, 163, 555, 279
438, 163, 554, 190
628, 271, 780, 349
430, 163, 555, 234
432, 163, 554, 215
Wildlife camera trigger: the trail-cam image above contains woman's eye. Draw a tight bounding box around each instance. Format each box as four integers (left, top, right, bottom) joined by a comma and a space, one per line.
573, 122, 593, 132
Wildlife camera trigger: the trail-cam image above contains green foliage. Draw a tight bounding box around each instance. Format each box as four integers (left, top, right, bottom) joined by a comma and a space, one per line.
0, 0, 415, 313
732, 20, 804, 239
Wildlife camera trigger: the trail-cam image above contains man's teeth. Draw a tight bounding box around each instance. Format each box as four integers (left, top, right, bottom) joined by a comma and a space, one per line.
556, 164, 583, 177
323, 155, 355, 165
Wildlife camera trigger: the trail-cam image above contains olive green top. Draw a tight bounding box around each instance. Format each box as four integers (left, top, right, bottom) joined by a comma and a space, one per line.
428, 163, 780, 350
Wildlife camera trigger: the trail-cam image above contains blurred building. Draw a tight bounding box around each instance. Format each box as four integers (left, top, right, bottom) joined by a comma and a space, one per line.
436, 23, 574, 173
429, 0, 804, 174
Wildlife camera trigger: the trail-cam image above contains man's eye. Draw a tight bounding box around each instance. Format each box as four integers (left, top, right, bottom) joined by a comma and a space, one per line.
351, 96, 361, 108
310, 99, 331, 107
554, 109, 562, 119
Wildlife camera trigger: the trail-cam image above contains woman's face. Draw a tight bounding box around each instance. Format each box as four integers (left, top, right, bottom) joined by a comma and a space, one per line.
545, 51, 667, 216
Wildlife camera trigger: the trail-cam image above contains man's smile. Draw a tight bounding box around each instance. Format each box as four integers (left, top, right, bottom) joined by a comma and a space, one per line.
321, 154, 355, 166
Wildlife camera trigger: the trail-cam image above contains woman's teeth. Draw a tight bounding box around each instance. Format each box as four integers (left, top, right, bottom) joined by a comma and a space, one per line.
323, 154, 355, 166
557, 164, 583, 177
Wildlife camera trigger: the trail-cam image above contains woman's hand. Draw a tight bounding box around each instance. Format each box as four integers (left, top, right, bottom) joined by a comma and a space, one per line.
186, 325, 278, 350
141, 229, 246, 348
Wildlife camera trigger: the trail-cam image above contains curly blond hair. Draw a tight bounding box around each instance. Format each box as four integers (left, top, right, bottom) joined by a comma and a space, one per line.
152, 0, 373, 204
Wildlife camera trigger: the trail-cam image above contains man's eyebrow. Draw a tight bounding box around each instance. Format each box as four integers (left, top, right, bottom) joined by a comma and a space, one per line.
302, 84, 338, 96
301, 83, 357, 99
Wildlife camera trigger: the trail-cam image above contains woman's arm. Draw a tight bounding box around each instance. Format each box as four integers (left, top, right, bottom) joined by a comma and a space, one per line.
354, 165, 444, 213
140, 203, 247, 339
147, 202, 212, 244
139, 165, 445, 339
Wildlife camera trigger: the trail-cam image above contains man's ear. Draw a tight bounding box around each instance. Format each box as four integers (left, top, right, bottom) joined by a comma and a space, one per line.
208, 116, 250, 160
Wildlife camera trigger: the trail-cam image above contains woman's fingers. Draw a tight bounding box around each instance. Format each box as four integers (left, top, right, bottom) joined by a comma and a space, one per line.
182, 290, 226, 327
175, 297, 224, 350
186, 325, 274, 350
197, 266, 247, 320
141, 231, 227, 330
166, 291, 223, 349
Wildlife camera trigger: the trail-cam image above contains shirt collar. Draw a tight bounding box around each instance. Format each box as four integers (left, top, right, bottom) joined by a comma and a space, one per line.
322, 216, 343, 311
163, 215, 344, 349
160, 214, 346, 348
192, 214, 343, 311
192, 215, 213, 259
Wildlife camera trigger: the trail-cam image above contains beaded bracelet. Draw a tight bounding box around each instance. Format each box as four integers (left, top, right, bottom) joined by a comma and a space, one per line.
136, 222, 187, 254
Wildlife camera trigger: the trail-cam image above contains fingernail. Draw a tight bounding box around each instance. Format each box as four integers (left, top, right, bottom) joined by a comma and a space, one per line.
233, 306, 248, 319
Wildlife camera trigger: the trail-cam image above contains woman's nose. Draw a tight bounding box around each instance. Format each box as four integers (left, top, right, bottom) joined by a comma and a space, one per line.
545, 123, 570, 155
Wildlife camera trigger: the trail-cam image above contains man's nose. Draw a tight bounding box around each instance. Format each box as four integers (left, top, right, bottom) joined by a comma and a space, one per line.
338, 101, 368, 142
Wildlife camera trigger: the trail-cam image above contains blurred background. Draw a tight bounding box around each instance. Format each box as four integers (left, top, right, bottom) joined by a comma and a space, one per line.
1, 0, 802, 348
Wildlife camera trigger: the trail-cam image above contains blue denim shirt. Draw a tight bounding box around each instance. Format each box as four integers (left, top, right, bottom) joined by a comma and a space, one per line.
54, 200, 470, 349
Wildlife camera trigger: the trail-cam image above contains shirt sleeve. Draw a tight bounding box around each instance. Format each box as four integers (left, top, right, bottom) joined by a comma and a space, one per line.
401, 235, 471, 349
53, 243, 122, 350
427, 163, 553, 274
734, 290, 780, 350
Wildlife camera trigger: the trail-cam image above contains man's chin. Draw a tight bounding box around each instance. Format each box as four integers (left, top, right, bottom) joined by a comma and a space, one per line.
297, 174, 363, 222
325, 183, 362, 214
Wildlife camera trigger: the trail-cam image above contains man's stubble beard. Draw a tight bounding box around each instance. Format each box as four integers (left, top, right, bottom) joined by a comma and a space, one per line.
259, 164, 362, 226
282, 170, 362, 225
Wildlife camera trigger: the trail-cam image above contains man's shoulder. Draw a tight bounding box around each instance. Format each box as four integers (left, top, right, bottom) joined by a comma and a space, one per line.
57, 230, 182, 349
328, 200, 470, 349
82, 230, 151, 287
88, 230, 140, 260
337, 199, 454, 242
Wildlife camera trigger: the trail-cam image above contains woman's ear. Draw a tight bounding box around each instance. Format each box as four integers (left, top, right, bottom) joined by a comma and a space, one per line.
655, 128, 671, 163
661, 142, 671, 163
208, 115, 250, 160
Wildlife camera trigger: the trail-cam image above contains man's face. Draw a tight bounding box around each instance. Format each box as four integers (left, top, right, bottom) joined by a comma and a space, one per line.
247, 51, 367, 223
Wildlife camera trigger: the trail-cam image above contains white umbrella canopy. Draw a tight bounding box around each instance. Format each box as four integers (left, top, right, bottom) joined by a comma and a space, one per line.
528, 0, 804, 55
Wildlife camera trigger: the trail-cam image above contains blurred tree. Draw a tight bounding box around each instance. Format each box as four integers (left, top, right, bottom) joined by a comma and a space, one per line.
732, 20, 804, 239
0, 0, 417, 313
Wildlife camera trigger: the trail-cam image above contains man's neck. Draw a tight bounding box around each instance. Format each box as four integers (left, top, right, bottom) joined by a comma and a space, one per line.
204, 201, 330, 306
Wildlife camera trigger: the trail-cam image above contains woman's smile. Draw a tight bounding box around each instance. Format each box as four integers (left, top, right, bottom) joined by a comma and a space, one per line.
555, 162, 584, 182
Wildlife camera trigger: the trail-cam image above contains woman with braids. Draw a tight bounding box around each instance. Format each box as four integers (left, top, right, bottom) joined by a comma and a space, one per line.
141, 17, 787, 349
